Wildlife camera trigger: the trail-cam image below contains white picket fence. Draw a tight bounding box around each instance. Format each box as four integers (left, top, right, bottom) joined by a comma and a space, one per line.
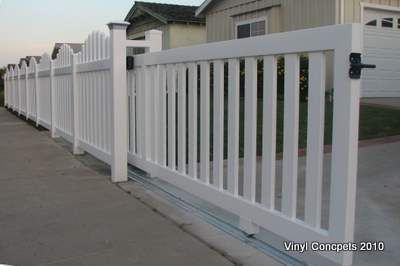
4, 22, 362, 266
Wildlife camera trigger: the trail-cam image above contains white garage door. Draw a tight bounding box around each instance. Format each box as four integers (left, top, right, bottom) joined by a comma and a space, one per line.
362, 8, 400, 97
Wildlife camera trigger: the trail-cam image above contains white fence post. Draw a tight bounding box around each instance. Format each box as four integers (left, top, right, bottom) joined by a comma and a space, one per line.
329, 24, 362, 266
17, 68, 21, 116
145, 30, 162, 53
71, 53, 84, 155
108, 21, 129, 183
34, 63, 39, 127
25, 66, 29, 120
3, 72, 7, 107
143, 30, 162, 168
50, 60, 57, 137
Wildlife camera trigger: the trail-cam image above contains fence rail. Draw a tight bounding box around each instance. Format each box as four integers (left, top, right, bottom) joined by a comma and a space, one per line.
4, 22, 362, 266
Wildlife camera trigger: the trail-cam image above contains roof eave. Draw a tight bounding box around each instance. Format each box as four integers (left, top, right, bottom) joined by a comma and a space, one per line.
125, 4, 168, 24
167, 19, 205, 24
195, 0, 214, 17
124, 5, 137, 21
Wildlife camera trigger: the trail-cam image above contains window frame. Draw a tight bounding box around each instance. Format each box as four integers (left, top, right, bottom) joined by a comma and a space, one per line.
235, 16, 268, 39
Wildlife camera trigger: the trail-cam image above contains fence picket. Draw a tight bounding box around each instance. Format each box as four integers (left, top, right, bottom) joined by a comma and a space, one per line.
158, 65, 167, 166
200, 62, 210, 184
153, 67, 160, 162
129, 70, 136, 154
213, 60, 224, 189
305, 52, 326, 227
137, 67, 144, 158
282, 54, 300, 218
144, 66, 153, 160
177, 64, 187, 174
261, 56, 277, 209
187, 63, 198, 179
167, 64, 176, 170
227, 59, 240, 195
243, 57, 258, 202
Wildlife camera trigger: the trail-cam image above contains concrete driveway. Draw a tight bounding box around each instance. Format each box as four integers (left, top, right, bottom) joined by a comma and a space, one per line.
361, 97, 400, 110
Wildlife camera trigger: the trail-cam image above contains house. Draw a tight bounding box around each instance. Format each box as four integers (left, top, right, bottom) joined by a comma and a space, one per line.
124, 1, 206, 54
18, 56, 41, 68
196, 0, 400, 97
51, 43, 82, 60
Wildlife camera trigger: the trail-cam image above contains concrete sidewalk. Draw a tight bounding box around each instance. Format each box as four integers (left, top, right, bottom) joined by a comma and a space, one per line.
0, 108, 233, 266
361, 97, 400, 110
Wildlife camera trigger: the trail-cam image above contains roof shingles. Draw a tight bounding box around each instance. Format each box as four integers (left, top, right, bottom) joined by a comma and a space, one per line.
126, 1, 204, 24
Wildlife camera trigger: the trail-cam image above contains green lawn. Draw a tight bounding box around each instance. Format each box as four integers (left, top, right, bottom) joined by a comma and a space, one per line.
211, 98, 400, 158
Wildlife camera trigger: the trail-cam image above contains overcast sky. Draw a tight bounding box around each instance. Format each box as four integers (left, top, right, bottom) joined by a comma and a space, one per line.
0, 0, 203, 67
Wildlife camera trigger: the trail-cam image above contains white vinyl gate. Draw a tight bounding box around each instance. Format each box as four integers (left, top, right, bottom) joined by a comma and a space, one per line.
4, 23, 362, 266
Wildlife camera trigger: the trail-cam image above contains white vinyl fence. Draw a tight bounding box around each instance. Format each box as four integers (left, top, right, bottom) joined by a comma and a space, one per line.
4, 22, 362, 266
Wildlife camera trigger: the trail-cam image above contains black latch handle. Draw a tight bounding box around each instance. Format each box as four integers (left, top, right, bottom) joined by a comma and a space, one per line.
349, 53, 376, 79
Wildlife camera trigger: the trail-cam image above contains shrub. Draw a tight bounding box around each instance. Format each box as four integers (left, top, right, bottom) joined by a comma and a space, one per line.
277, 55, 309, 102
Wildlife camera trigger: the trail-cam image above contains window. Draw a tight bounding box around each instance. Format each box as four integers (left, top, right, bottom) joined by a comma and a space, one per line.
237, 24, 251, 39
251, 21, 266, 36
382, 17, 393, 28
236, 19, 266, 39
366, 19, 377, 26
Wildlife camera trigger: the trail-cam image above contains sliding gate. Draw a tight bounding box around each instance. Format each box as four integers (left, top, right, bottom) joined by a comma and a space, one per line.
127, 24, 362, 266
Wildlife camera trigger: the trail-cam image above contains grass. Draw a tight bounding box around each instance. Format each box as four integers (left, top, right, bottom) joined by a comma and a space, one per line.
209, 97, 400, 159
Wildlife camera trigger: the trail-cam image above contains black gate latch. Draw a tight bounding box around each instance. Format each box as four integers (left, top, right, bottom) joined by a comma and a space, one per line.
349, 53, 376, 79
126, 56, 134, 70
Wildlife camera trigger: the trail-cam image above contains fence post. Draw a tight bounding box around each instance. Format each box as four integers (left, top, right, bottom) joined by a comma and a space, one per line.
17, 68, 21, 116
50, 60, 57, 137
3, 72, 7, 107
145, 30, 163, 53
107, 21, 129, 183
329, 24, 362, 266
35, 63, 40, 127
71, 54, 84, 155
13, 70, 16, 110
143, 30, 162, 166
25, 67, 29, 120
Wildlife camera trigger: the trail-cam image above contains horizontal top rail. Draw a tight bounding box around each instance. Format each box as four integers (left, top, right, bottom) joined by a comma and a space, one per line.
134, 24, 360, 67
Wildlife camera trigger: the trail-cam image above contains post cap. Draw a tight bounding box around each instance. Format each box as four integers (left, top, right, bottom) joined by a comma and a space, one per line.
107, 21, 130, 30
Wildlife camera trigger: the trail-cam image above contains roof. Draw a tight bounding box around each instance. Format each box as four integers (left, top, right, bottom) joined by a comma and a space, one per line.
125, 1, 205, 24
195, 0, 214, 16
51, 43, 82, 59
18, 56, 42, 67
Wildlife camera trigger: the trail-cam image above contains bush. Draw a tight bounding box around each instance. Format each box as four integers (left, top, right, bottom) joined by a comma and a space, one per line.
210, 56, 310, 102
237, 55, 309, 102
277, 55, 309, 102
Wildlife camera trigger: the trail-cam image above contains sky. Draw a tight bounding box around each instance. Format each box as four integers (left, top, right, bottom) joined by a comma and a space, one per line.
0, 0, 203, 67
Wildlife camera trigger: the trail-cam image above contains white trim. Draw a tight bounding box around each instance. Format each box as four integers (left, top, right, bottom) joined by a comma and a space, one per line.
361, 3, 400, 30
195, 0, 213, 17
361, 2, 400, 14
340, 0, 345, 24
361, 2, 400, 25
234, 16, 268, 39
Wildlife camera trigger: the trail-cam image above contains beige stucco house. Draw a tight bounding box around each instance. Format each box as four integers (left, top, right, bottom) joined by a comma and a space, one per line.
125, 1, 206, 53
196, 0, 400, 97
